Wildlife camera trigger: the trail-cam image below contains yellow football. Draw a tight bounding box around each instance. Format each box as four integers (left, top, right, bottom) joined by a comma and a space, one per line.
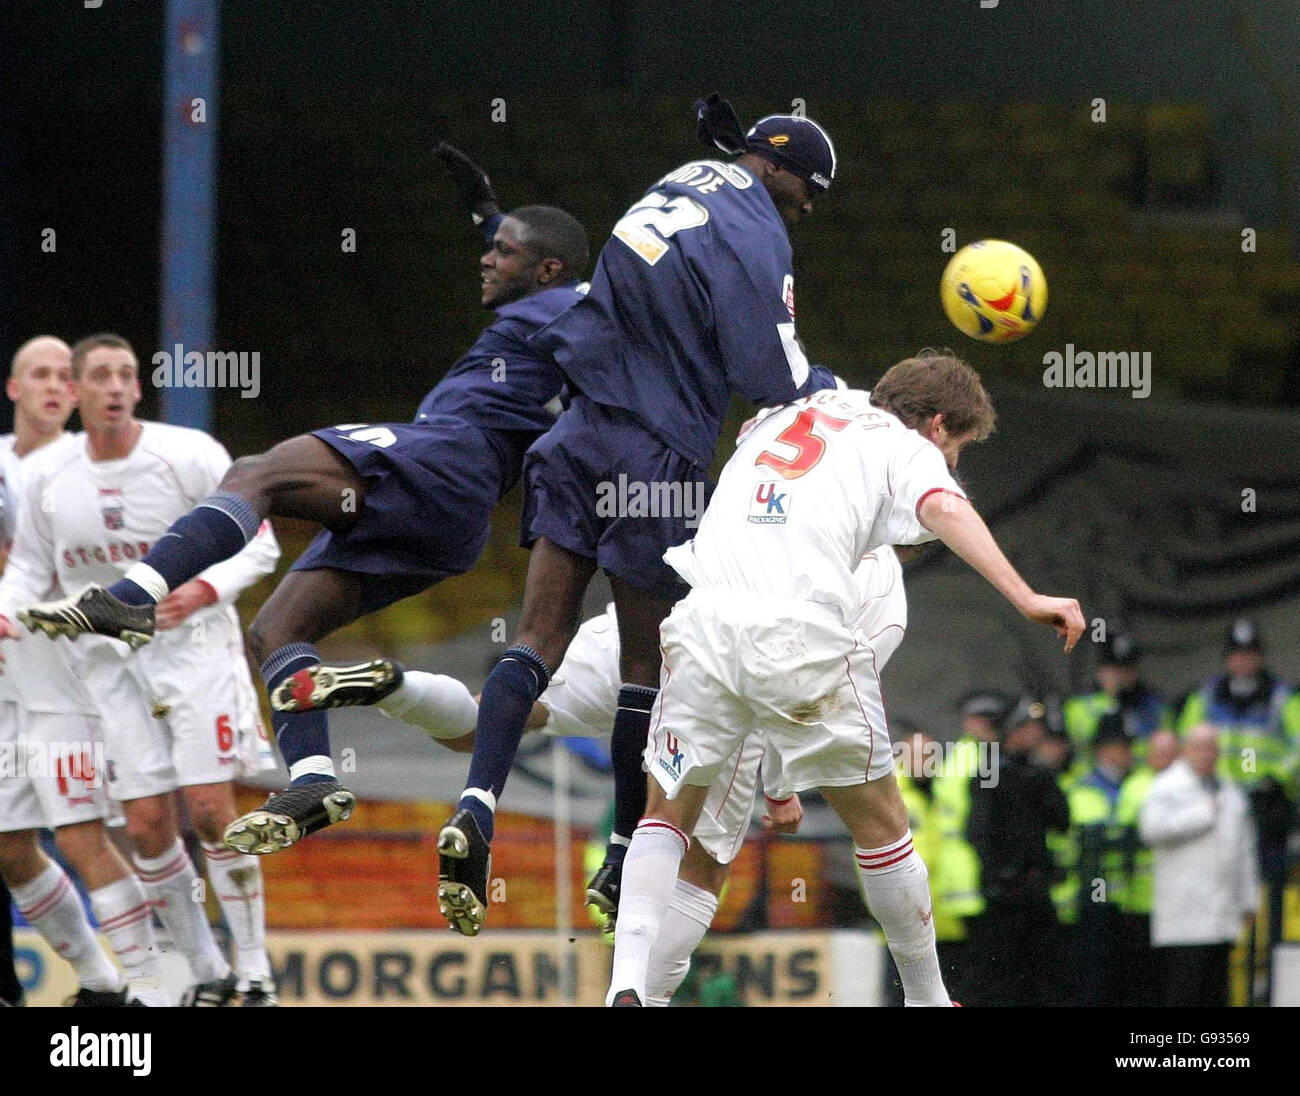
940, 239, 1047, 343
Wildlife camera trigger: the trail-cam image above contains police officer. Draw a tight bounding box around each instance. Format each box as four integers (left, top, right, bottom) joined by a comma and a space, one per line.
889, 721, 975, 1004
1113, 728, 1180, 1005
1064, 631, 1168, 773
966, 697, 1070, 1007
931, 690, 1008, 1002
1178, 618, 1300, 983
1058, 713, 1139, 1006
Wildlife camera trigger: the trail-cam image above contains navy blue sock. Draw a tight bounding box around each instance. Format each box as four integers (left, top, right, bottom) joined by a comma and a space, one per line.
610, 684, 657, 845
260, 643, 335, 787
109, 491, 262, 606
459, 645, 551, 842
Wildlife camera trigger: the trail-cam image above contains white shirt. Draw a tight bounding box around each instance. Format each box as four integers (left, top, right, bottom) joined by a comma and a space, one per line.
0, 433, 98, 713
666, 388, 963, 625
1140, 758, 1259, 946
0, 421, 279, 692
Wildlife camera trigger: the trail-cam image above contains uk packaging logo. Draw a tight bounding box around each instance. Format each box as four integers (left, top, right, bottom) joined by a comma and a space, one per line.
748, 481, 790, 525
657, 733, 685, 780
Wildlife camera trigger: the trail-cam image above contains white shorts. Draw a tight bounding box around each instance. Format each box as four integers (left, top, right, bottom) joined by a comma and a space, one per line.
540, 602, 763, 865
228, 634, 276, 778
691, 733, 764, 865
540, 605, 620, 740
81, 610, 252, 801
646, 589, 894, 802
0, 701, 108, 831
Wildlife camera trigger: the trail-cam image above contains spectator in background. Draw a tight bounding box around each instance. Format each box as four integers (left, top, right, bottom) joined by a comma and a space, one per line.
1112, 727, 1180, 1006
1057, 713, 1138, 1006
966, 698, 1070, 1007
1178, 618, 1299, 955
1140, 724, 1258, 1007
1032, 696, 1073, 776
1065, 632, 1168, 774
931, 690, 1009, 999
887, 721, 971, 1005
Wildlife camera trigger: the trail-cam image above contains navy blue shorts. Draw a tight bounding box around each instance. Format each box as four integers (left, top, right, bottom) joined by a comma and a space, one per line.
521, 396, 712, 601
292, 417, 510, 616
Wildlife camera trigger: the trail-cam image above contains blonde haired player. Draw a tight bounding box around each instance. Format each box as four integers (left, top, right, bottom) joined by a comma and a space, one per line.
0, 336, 169, 1005
607, 352, 1084, 1006
0, 333, 281, 1006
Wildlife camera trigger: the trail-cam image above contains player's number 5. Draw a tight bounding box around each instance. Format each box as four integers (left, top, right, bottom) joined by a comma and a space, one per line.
755, 407, 851, 480
612, 192, 709, 266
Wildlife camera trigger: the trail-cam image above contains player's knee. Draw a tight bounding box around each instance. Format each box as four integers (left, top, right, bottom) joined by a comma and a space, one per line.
184, 790, 234, 843
617, 653, 661, 690
123, 801, 173, 854
247, 604, 308, 664
53, 821, 104, 867
0, 831, 42, 881
189, 811, 227, 845
680, 842, 727, 895
220, 453, 276, 508
512, 627, 569, 679
245, 611, 272, 663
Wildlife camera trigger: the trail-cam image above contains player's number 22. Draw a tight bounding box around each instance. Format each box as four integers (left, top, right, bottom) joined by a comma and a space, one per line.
612, 192, 709, 266
755, 407, 851, 480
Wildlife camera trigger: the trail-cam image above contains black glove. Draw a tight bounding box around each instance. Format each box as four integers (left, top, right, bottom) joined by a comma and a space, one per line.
694, 93, 748, 156
434, 142, 500, 226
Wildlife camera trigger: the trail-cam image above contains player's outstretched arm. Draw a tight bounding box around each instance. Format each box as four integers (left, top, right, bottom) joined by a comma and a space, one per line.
434, 142, 501, 234
918, 490, 1084, 652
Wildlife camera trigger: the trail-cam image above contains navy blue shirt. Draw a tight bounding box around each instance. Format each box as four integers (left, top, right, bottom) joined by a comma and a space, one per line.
415, 282, 584, 478
529, 160, 835, 468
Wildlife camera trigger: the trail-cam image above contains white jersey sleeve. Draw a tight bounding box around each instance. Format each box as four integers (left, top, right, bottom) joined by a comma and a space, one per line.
197, 520, 280, 607
0, 443, 64, 612
0, 435, 99, 714
167, 433, 281, 606
871, 437, 965, 547
851, 546, 907, 664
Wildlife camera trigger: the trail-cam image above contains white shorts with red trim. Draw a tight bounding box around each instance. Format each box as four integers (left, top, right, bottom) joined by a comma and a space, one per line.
0, 702, 108, 832
536, 601, 765, 864
691, 732, 764, 865
79, 610, 249, 801
646, 589, 894, 803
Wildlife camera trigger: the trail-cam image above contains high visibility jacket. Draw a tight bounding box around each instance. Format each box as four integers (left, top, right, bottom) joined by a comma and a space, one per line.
1178, 673, 1300, 793
1114, 766, 1155, 915
1053, 767, 1155, 922
896, 769, 968, 941
930, 736, 985, 924
1063, 688, 1169, 778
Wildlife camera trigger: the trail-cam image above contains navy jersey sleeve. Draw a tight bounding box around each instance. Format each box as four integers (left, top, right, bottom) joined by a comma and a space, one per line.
707, 231, 836, 406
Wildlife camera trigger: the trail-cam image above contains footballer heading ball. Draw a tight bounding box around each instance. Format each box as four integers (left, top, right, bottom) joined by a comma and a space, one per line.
940, 239, 1047, 343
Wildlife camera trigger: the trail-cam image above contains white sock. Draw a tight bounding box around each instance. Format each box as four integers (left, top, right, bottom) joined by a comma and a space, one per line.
201, 842, 271, 982
378, 672, 479, 740
12, 862, 123, 993
133, 840, 229, 984
288, 756, 336, 782
607, 820, 689, 1006
855, 832, 951, 1006
646, 878, 717, 1006
89, 876, 169, 1006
